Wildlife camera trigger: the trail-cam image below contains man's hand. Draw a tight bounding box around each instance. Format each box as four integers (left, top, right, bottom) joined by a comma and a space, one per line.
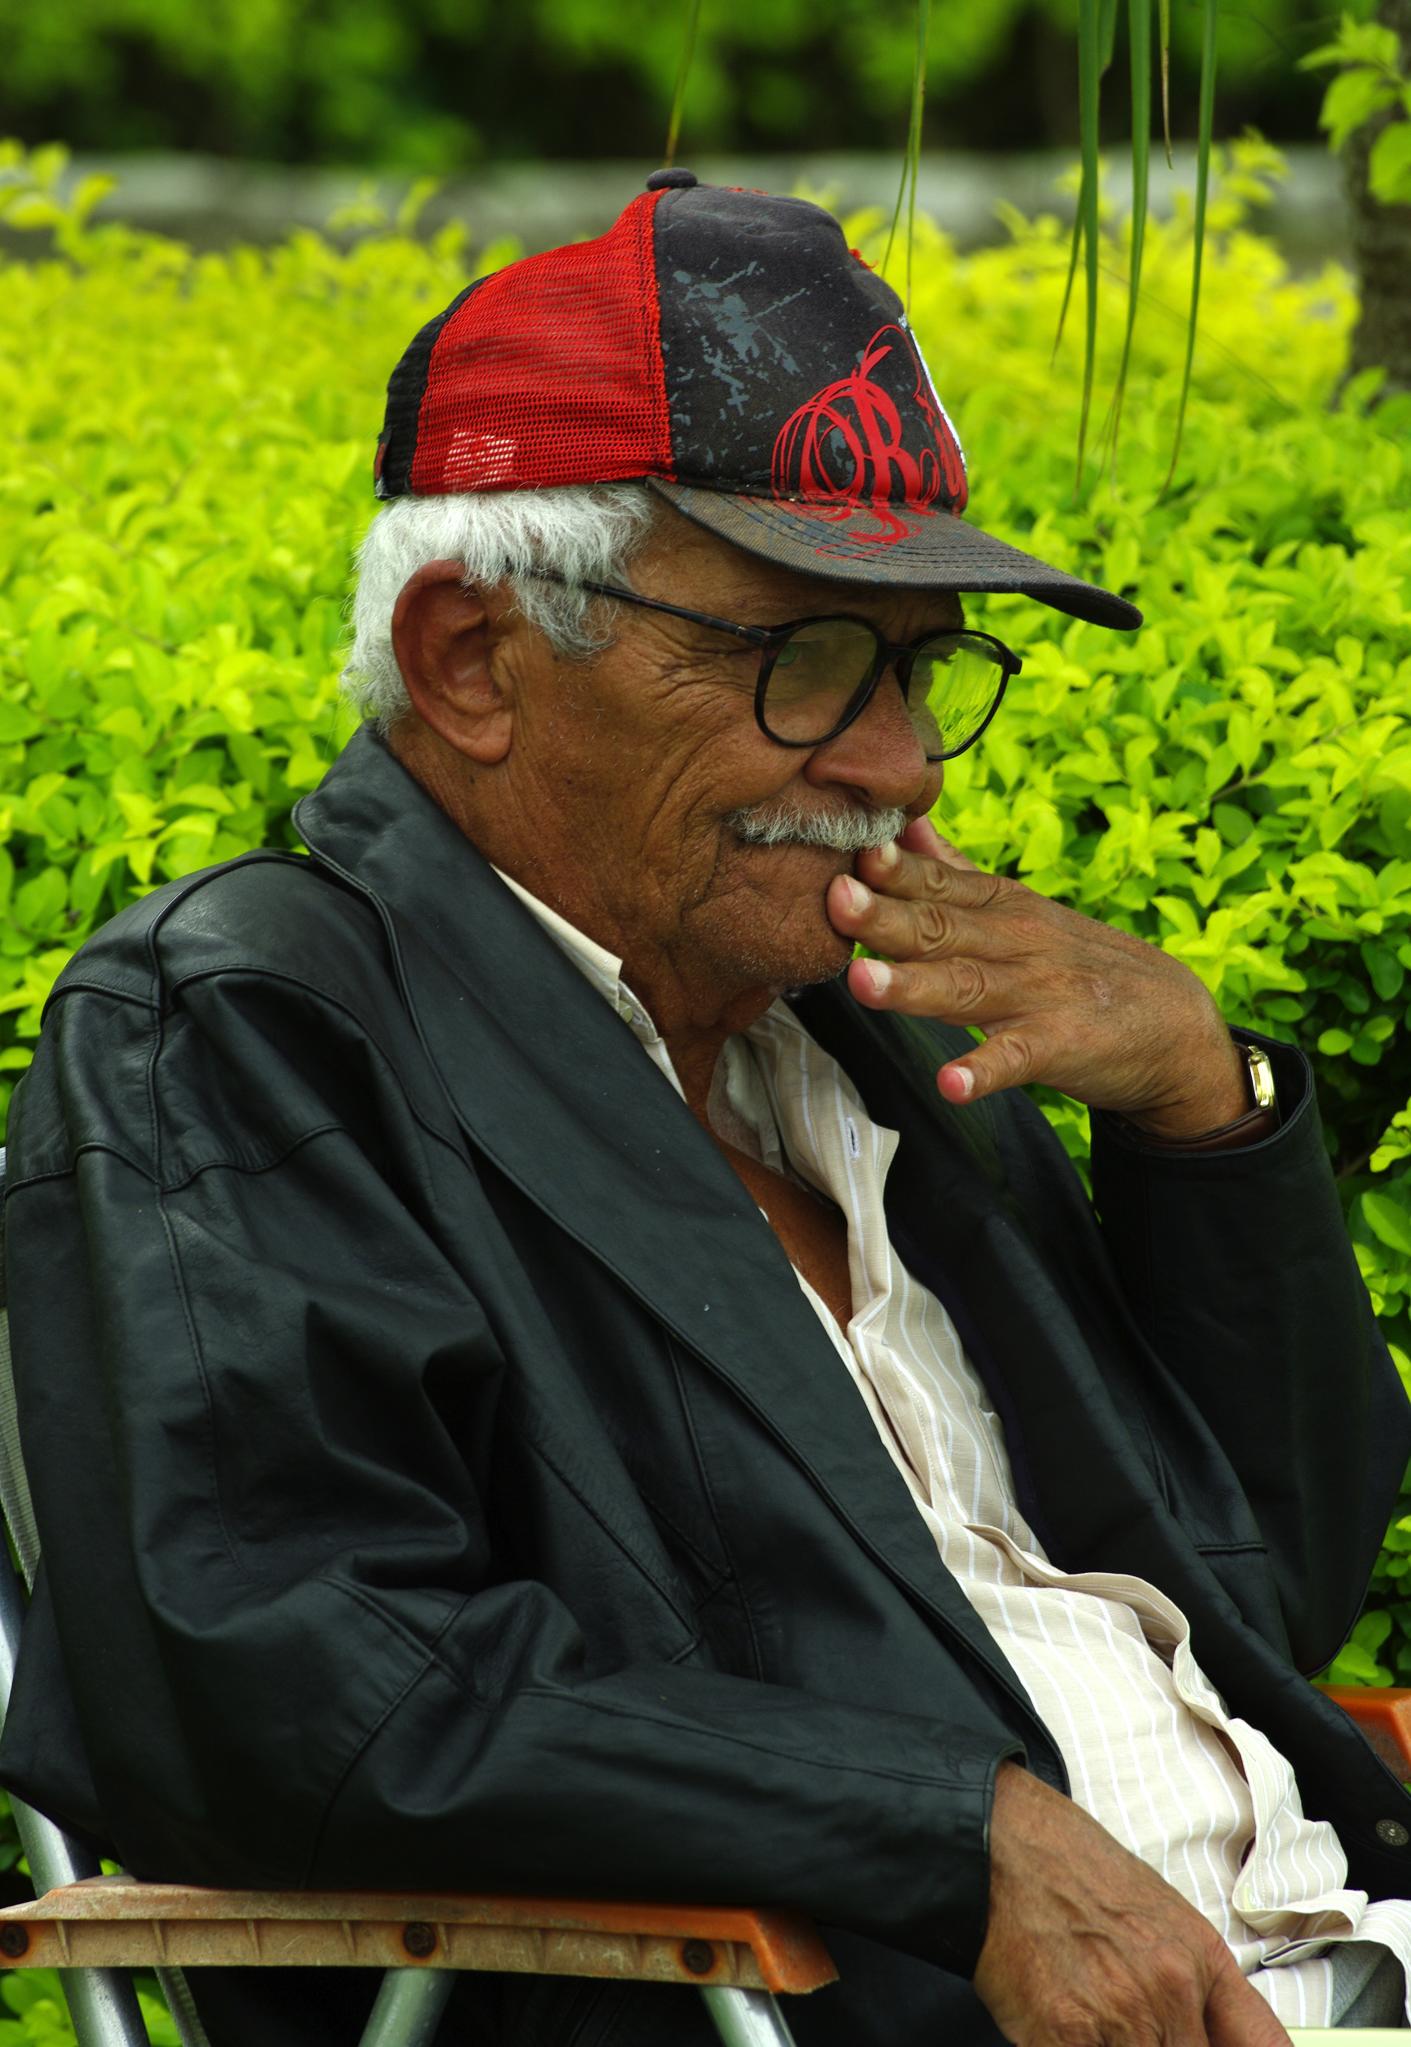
976, 1764, 1291, 2047
827, 817, 1249, 1138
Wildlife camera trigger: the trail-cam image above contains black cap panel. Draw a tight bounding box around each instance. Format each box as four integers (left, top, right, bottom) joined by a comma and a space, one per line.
652, 186, 952, 502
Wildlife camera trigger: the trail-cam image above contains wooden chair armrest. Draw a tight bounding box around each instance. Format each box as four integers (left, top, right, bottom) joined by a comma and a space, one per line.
0, 1876, 838, 1995
1315, 1683, 1411, 1779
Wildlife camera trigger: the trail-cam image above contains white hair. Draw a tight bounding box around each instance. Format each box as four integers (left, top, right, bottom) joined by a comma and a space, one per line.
340, 483, 659, 730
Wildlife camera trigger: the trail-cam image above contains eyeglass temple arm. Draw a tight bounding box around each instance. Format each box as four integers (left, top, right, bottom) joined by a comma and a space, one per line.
520, 569, 779, 648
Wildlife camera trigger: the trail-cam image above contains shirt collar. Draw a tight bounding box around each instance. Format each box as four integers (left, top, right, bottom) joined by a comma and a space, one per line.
489, 864, 665, 1054
486, 864, 816, 1169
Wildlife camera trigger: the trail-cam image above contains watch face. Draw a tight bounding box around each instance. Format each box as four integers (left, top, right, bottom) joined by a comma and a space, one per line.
1244, 1045, 1277, 1111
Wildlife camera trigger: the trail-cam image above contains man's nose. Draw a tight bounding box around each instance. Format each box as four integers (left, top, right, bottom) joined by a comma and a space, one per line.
801, 667, 943, 815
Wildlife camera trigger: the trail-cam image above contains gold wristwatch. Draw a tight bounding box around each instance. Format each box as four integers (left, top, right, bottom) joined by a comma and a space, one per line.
1124, 1039, 1279, 1153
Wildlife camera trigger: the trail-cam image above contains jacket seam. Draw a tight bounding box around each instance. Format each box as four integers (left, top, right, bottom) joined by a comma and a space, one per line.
164, 958, 401, 1016
515, 1681, 993, 1789
299, 1589, 473, 1887
623, 1472, 733, 1600
668, 1338, 766, 1680
317, 1578, 478, 1694
144, 966, 164, 1179
522, 1433, 701, 1647
43, 979, 160, 1014
156, 1124, 347, 1196
42, 970, 475, 1191
6, 1125, 383, 1204
155, 1185, 246, 1583
139, 948, 248, 1581
154, 964, 476, 1177
3, 1144, 155, 1195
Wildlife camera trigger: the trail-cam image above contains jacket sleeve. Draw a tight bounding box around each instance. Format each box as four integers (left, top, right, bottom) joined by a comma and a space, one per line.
1083, 1025, 1409, 1675
0, 963, 1020, 1979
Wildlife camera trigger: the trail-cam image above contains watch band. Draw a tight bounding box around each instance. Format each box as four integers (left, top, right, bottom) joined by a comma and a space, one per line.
1120, 1041, 1280, 1153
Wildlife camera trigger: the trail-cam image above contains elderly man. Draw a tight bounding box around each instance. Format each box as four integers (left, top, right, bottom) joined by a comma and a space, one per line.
2, 173, 1410, 2047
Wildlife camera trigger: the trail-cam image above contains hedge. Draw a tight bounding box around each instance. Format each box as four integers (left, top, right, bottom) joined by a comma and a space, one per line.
0, 0, 1330, 166
0, 133, 1409, 1726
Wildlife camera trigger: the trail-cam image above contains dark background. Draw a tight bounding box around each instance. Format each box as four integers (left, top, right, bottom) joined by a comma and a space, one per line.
3, 0, 1353, 169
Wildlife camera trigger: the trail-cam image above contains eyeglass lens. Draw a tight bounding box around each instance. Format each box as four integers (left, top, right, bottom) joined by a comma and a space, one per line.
763, 622, 1004, 761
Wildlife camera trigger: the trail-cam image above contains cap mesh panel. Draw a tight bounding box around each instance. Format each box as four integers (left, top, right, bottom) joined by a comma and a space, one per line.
408, 192, 674, 495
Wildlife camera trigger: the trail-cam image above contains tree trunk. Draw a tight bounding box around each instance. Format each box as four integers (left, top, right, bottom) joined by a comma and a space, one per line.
1344, 0, 1411, 396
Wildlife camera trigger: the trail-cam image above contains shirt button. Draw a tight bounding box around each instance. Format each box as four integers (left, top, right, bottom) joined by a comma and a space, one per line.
615, 997, 635, 1023
1376, 1818, 1410, 1848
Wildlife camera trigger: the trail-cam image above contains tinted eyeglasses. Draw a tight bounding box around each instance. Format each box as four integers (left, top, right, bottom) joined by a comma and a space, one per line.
525, 571, 1021, 764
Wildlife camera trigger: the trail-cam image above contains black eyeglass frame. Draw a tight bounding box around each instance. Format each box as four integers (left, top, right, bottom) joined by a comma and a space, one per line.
525, 570, 1022, 764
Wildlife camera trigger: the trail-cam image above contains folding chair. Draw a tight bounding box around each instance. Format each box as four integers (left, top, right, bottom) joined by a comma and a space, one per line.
0, 1146, 836, 2046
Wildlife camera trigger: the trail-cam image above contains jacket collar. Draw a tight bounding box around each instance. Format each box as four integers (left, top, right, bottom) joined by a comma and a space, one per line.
293, 730, 1046, 1697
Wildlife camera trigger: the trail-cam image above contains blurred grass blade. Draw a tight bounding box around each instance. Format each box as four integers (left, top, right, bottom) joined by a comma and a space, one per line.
1055, 0, 1117, 363
1052, 202, 1085, 362
664, 0, 703, 168
1163, 0, 1218, 491
1158, 0, 1173, 166
906, 0, 932, 302
885, 0, 932, 298
1108, 0, 1153, 466
1075, 0, 1103, 486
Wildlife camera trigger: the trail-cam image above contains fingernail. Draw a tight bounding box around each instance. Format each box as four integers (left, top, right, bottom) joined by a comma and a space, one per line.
843, 877, 871, 913
865, 961, 893, 996
950, 1066, 974, 1099
875, 840, 900, 870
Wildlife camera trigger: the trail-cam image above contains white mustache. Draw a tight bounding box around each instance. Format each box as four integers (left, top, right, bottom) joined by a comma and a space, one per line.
725, 802, 908, 852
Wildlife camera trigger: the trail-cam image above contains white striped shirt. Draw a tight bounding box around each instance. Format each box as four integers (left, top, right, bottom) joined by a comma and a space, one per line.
497, 867, 1411, 2024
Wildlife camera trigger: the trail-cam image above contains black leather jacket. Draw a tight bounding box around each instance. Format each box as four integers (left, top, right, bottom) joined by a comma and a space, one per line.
2, 728, 1408, 2047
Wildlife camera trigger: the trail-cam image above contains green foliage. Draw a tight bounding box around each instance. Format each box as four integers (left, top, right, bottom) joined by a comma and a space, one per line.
1304, 10, 1411, 206
0, 0, 1354, 165
0, 1971, 176, 2046
0, 137, 1408, 1727
0, 1975, 76, 2047
0, 1795, 24, 1887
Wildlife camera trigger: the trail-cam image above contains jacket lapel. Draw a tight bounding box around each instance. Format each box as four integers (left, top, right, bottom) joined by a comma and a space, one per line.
293, 733, 1038, 1704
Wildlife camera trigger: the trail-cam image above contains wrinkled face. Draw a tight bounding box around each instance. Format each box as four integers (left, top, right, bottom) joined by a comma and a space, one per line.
494, 509, 959, 1005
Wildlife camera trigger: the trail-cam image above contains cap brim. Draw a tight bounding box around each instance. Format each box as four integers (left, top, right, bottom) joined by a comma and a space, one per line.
646, 480, 1142, 632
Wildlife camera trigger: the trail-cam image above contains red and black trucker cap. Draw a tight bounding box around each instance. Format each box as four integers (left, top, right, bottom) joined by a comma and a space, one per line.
373, 169, 1142, 632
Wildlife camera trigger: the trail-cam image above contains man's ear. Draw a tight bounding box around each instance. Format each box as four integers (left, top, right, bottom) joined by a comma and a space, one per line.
390, 560, 512, 765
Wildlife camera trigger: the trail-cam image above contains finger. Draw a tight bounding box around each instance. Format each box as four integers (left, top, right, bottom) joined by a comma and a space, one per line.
1204, 1962, 1292, 2047
852, 836, 1006, 912
844, 962, 1030, 1107
935, 1026, 1038, 1105
845, 951, 1004, 1020
1137, 1943, 1218, 2047
827, 872, 993, 963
